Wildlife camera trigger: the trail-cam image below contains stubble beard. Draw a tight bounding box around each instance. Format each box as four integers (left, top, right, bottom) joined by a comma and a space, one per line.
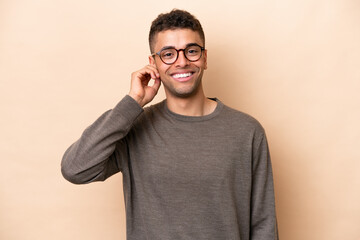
163, 72, 203, 99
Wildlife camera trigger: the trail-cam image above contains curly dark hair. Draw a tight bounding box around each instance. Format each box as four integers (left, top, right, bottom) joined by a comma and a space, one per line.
149, 9, 205, 53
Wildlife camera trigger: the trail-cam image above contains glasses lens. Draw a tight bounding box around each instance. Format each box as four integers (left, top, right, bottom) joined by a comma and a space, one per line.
185, 45, 202, 61
160, 49, 177, 64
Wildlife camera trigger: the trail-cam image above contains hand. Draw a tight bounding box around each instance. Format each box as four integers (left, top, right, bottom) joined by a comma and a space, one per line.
128, 65, 161, 107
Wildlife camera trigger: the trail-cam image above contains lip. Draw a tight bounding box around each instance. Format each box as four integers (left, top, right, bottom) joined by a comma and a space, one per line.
170, 71, 195, 82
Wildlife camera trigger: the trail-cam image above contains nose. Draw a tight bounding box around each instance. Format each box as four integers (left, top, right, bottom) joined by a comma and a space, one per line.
175, 50, 190, 67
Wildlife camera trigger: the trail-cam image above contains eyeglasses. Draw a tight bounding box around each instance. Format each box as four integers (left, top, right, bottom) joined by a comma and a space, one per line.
151, 44, 205, 65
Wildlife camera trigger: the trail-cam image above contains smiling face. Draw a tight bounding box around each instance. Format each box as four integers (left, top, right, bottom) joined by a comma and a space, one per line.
149, 29, 207, 99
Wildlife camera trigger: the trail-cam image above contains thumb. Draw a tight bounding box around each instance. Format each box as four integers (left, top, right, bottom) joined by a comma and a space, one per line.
151, 78, 161, 93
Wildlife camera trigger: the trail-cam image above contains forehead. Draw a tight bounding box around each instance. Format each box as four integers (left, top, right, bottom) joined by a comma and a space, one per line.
153, 29, 203, 51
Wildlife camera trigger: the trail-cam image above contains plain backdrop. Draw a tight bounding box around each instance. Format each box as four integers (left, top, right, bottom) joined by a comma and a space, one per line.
1, 0, 359, 239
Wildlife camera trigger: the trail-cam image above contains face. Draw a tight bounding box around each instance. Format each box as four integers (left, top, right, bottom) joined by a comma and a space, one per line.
149, 29, 207, 99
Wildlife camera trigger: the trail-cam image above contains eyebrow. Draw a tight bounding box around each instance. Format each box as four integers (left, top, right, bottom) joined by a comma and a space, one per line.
159, 43, 201, 52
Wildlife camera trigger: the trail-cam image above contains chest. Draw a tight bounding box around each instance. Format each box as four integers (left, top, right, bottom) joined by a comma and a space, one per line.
127, 121, 252, 192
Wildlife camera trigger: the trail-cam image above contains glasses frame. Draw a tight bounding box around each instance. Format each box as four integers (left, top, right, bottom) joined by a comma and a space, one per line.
151, 43, 205, 65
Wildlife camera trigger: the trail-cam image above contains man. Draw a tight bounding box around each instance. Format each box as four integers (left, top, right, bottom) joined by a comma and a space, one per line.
61, 9, 278, 240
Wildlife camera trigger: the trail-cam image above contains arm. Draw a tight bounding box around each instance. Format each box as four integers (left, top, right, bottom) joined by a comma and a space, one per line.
61, 95, 143, 184
61, 65, 161, 184
251, 132, 279, 239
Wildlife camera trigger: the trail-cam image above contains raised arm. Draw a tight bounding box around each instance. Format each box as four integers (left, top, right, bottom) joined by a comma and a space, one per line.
61, 95, 143, 184
61, 65, 161, 184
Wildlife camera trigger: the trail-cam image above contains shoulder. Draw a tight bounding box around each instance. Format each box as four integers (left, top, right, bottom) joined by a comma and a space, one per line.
142, 100, 166, 118
132, 100, 167, 126
217, 100, 265, 136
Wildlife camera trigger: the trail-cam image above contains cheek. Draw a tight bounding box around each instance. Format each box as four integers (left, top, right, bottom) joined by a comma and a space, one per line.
158, 67, 168, 76
196, 62, 207, 71
156, 67, 169, 80
156, 64, 171, 76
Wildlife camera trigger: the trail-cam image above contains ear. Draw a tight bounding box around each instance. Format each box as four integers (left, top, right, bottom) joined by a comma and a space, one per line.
149, 55, 155, 66
203, 49, 208, 70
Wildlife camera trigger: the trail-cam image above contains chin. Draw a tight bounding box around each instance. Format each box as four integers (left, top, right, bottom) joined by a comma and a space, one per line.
167, 83, 202, 99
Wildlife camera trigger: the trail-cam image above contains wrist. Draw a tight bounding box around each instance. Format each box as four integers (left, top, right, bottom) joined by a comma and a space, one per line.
128, 92, 144, 107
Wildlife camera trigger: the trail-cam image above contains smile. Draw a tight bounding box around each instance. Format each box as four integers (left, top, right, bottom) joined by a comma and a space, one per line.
171, 72, 193, 79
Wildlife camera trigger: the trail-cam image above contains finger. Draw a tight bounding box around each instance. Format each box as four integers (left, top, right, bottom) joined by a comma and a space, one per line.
138, 67, 158, 80
151, 78, 161, 92
145, 65, 160, 79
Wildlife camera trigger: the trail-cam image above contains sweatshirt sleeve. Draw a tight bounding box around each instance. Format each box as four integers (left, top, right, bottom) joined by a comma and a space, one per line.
251, 131, 279, 239
61, 95, 143, 184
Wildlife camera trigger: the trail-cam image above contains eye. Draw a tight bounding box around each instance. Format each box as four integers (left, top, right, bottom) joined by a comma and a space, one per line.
186, 46, 201, 56
161, 49, 176, 59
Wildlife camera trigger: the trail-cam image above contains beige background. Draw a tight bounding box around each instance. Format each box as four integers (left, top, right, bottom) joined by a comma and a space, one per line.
1, 0, 359, 239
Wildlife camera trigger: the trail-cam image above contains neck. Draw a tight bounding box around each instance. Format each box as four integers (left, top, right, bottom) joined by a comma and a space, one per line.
165, 87, 217, 116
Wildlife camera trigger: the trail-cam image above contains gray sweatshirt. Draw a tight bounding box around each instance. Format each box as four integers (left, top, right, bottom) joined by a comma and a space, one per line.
61, 95, 278, 240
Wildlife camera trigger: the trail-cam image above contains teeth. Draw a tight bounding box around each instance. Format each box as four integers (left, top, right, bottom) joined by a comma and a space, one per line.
173, 73, 192, 78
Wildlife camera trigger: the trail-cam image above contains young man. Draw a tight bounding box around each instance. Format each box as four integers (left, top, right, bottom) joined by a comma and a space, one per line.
62, 9, 279, 240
